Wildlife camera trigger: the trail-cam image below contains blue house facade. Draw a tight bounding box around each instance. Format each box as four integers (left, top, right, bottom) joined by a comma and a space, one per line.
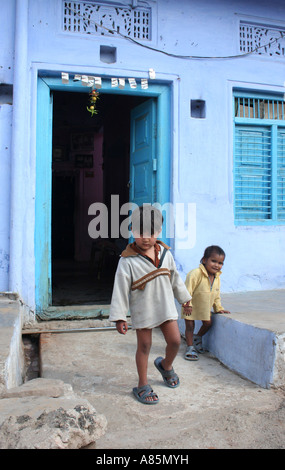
1, 0, 285, 322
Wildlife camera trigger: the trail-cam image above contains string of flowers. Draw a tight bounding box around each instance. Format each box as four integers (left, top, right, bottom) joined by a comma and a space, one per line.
87, 89, 100, 116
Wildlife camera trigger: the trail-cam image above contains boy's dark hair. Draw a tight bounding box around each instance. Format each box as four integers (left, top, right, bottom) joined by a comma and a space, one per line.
201, 245, 226, 263
131, 205, 164, 236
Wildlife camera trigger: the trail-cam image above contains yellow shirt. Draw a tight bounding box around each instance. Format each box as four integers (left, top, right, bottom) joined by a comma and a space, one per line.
181, 264, 224, 321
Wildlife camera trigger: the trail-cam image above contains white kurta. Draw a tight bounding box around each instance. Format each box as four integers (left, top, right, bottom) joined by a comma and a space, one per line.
109, 244, 191, 330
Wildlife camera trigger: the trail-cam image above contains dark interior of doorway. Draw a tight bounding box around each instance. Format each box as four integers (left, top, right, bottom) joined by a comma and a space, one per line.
52, 90, 146, 306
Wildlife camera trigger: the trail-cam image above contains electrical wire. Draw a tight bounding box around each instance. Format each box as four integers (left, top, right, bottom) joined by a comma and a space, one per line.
64, 4, 285, 60
115, 30, 284, 59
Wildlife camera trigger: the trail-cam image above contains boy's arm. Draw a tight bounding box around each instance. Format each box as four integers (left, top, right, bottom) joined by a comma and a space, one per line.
181, 270, 200, 316
184, 270, 200, 303
212, 277, 230, 313
116, 320, 128, 334
169, 255, 192, 304
181, 300, 192, 316
109, 259, 131, 326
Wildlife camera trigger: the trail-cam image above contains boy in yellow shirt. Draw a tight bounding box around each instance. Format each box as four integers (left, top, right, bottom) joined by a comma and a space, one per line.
181, 245, 230, 360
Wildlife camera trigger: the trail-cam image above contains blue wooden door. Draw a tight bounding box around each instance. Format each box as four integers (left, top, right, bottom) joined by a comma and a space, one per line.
130, 99, 157, 206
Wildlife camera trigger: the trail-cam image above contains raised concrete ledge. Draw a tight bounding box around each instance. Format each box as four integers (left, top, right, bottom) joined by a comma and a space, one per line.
178, 289, 285, 389
203, 315, 277, 389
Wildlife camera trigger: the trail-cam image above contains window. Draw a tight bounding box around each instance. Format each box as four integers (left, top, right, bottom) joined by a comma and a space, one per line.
233, 92, 285, 224
239, 21, 285, 58
62, 1, 152, 41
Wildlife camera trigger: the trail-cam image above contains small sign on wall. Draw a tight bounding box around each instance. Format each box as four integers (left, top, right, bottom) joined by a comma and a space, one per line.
72, 133, 94, 151
75, 154, 93, 168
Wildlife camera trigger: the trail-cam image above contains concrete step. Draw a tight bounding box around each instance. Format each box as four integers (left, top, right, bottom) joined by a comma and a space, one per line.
0, 290, 284, 390
0, 294, 23, 390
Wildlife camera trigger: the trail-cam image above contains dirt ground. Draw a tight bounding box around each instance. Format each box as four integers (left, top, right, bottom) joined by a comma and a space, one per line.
39, 326, 285, 450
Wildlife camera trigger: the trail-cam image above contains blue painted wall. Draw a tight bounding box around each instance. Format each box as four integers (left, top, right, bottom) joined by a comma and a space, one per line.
1, 0, 285, 316
0, 0, 14, 291
0, 104, 12, 290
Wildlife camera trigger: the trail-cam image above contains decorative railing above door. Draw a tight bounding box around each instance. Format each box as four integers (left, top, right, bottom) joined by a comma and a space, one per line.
62, 1, 152, 41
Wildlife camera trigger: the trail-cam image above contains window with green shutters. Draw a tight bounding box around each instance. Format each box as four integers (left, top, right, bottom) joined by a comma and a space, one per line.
233, 92, 285, 225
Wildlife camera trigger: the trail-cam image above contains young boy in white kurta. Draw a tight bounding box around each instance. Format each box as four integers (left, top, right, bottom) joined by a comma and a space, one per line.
109, 205, 191, 404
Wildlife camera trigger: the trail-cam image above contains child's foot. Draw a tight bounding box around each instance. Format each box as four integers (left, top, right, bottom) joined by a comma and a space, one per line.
184, 345, 199, 361
193, 335, 206, 353
133, 384, 159, 404
154, 357, 180, 388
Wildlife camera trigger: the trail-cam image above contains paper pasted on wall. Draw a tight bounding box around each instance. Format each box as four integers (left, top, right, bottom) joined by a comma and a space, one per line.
61, 72, 152, 90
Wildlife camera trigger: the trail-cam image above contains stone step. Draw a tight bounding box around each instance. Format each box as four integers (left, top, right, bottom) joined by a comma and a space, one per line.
0, 378, 107, 449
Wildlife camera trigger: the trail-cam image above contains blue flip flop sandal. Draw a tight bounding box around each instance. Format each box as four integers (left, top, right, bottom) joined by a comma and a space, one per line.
154, 356, 180, 388
132, 384, 159, 405
184, 345, 199, 361
193, 335, 206, 353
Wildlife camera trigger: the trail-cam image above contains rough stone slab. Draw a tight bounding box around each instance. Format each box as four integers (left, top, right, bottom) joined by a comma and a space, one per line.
0, 378, 107, 449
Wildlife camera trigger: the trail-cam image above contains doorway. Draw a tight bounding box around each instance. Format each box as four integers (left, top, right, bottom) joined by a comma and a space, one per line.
51, 91, 146, 306
35, 75, 171, 317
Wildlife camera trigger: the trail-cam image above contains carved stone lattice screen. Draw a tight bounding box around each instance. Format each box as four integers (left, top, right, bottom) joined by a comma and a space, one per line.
63, 1, 151, 40
239, 21, 285, 57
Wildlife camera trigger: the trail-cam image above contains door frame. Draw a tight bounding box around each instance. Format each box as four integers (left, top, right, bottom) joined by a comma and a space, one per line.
35, 72, 172, 318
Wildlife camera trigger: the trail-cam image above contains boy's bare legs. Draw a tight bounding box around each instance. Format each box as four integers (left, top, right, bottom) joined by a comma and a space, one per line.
159, 320, 181, 385
193, 319, 212, 353
135, 321, 180, 396
197, 319, 212, 337
185, 319, 195, 346
135, 329, 158, 402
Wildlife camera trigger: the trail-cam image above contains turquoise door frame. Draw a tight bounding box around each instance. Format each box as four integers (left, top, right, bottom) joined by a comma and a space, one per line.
35, 77, 53, 314
35, 74, 172, 316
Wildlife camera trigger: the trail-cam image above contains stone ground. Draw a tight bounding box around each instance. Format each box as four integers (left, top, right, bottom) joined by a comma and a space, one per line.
39, 327, 285, 450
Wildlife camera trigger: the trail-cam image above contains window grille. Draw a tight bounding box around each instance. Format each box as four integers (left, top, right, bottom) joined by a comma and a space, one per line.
235, 96, 285, 120
277, 129, 285, 220
234, 127, 272, 220
239, 21, 285, 58
63, 1, 151, 40
234, 93, 285, 224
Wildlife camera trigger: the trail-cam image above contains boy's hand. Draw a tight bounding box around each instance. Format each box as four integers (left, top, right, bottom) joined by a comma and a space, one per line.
116, 320, 128, 334
217, 310, 231, 314
182, 301, 192, 316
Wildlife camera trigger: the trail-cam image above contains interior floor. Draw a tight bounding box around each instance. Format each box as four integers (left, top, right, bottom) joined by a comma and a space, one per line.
52, 259, 116, 306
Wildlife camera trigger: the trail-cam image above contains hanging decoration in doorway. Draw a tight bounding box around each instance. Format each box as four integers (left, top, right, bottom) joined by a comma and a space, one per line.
60, 71, 155, 115
87, 89, 100, 117
61, 71, 154, 91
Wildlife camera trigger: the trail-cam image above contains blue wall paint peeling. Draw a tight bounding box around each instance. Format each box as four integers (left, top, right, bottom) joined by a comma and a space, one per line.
0, 251, 10, 274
